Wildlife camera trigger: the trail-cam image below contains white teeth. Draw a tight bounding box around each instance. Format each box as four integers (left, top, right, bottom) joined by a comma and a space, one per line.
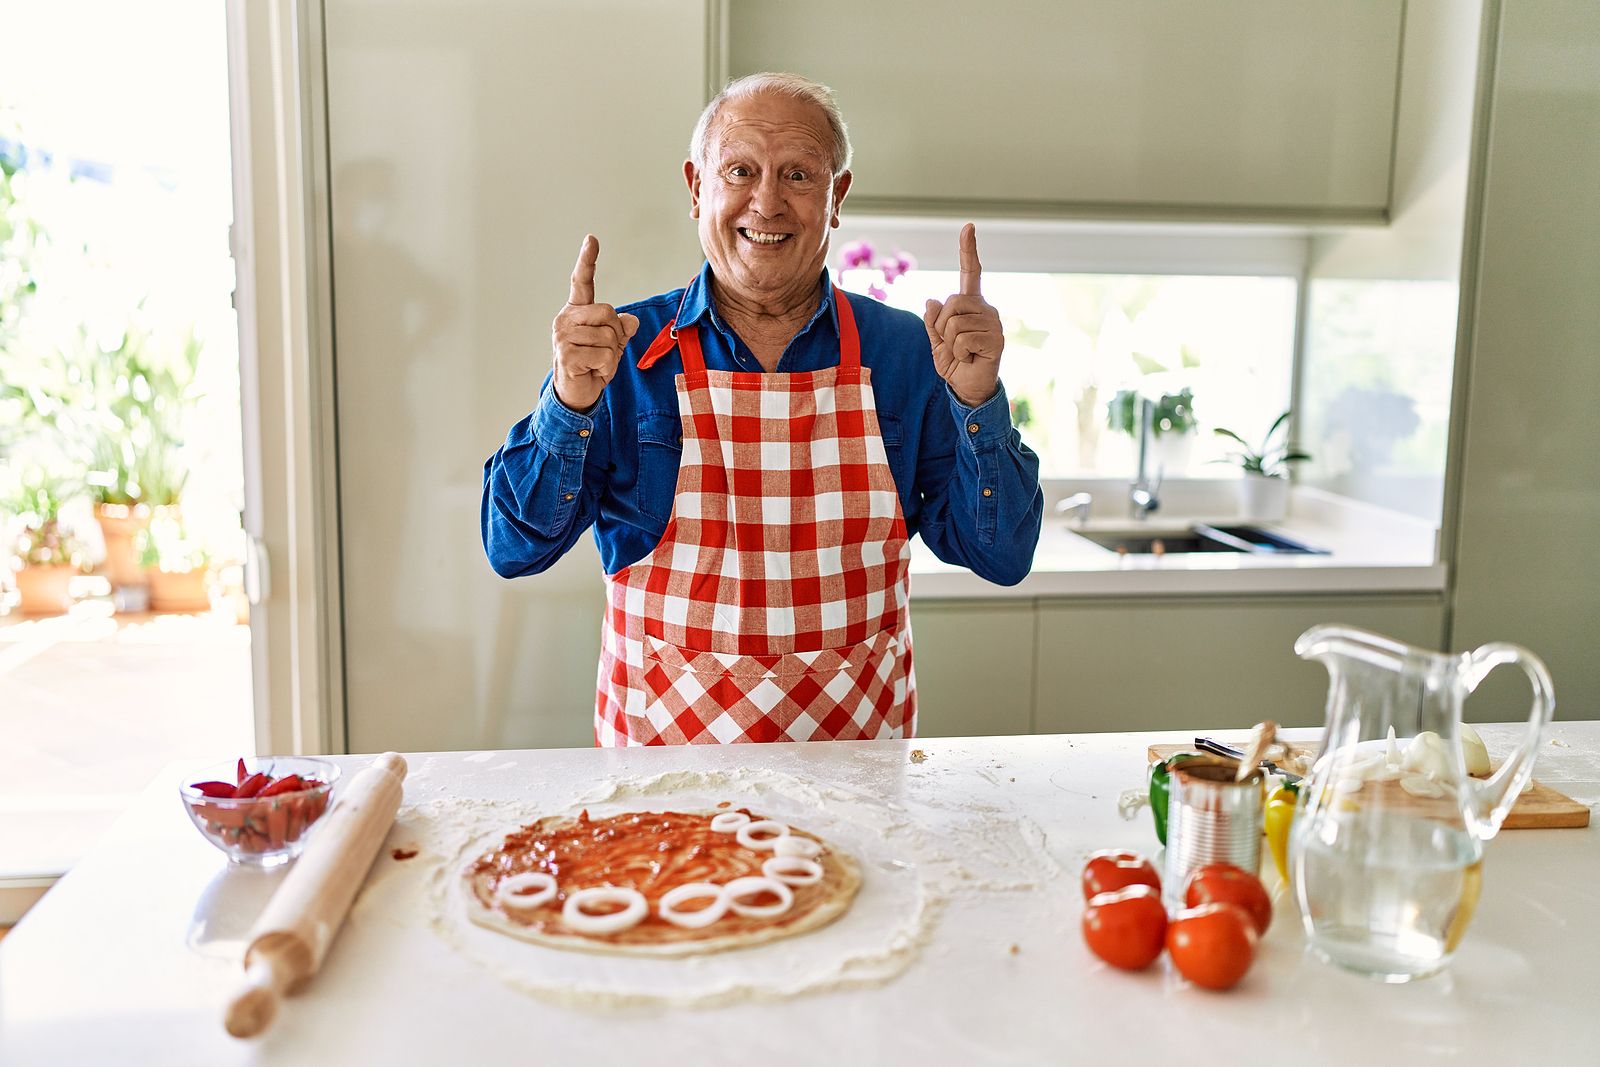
739, 228, 789, 245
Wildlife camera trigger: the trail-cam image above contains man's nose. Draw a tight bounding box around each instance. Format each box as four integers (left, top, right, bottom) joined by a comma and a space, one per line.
750, 172, 785, 217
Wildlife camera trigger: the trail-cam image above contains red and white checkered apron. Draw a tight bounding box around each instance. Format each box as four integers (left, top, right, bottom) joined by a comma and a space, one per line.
594, 285, 916, 745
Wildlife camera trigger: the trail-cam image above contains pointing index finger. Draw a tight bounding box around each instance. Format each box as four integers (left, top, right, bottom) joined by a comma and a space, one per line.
569, 234, 599, 306
958, 223, 981, 298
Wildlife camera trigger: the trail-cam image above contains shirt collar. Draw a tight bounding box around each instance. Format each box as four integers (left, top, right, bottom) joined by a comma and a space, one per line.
678, 261, 839, 339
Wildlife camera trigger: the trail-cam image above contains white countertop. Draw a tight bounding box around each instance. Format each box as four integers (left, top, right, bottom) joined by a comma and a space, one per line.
912, 486, 1447, 598
2, 723, 1595, 1065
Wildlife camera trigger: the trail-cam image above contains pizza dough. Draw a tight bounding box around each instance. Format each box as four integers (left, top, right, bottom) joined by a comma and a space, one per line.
461, 807, 862, 957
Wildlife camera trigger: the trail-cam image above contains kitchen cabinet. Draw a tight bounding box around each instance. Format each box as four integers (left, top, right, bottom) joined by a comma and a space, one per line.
1032, 594, 1445, 733
906, 593, 1445, 738
718, 0, 1404, 221
907, 600, 1035, 737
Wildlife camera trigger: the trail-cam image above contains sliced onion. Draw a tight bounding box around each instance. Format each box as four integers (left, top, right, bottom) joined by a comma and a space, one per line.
762, 855, 823, 886
496, 871, 557, 911
772, 835, 823, 859
1400, 774, 1447, 799
722, 875, 794, 918
709, 811, 751, 833
658, 882, 731, 929
562, 886, 648, 934
735, 819, 790, 851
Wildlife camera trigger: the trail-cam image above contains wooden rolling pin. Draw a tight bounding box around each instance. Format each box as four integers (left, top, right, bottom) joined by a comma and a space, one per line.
225, 751, 408, 1038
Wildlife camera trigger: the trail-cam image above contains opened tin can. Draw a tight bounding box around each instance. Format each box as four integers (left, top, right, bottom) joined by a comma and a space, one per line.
1162, 755, 1263, 908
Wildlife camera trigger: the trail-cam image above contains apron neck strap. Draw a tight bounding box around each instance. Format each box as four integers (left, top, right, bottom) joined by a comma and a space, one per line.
636, 283, 862, 374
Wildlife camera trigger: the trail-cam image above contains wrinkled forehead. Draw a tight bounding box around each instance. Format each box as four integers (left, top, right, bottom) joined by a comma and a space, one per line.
707, 94, 833, 166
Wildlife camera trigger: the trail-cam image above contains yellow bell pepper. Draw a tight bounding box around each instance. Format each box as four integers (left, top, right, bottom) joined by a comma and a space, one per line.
1265, 783, 1299, 882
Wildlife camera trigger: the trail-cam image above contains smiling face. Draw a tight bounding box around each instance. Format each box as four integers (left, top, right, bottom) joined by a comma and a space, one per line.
684, 91, 852, 311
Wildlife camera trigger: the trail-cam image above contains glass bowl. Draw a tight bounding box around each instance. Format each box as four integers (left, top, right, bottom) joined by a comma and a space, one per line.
179, 756, 341, 867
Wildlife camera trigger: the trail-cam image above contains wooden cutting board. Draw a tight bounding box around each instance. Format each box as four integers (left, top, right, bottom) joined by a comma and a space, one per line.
1148, 741, 1590, 830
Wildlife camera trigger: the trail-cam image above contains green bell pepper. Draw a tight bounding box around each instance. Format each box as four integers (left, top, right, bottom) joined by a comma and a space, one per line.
1148, 751, 1205, 846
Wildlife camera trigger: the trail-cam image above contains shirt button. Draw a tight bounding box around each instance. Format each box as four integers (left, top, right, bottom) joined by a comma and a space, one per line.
982, 488, 993, 498
577, 428, 590, 438
562, 493, 574, 502
967, 422, 980, 434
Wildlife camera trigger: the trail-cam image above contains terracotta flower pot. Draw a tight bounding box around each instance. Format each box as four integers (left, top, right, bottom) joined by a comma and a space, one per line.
148, 567, 214, 613
94, 503, 153, 588
14, 564, 78, 615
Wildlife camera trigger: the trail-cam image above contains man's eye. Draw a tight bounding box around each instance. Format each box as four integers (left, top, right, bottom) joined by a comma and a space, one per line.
787, 170, 807, 181
728, 166, 751, 178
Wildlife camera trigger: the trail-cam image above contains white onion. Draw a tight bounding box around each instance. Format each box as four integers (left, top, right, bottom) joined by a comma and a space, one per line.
772, 835, 823, 859
722, 876, 794, 918
762, 855, 823, 886
562, 886, 648, 934
1460, 724, 1491, 776
710, 811, 751, 833
735, 820, 791, 851
496, 871, 557, 911
658, 882, 731, 929
1404, 731, 1453, 777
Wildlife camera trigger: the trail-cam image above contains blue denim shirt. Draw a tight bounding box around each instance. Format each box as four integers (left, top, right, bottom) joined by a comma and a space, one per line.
481, 263, 1043, 586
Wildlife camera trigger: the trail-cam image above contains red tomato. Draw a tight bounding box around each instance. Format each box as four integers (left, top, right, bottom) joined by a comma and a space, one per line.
1081, 885, 1168, 971
1081, 849, 1161, 900
1166, 902, 1258, 990
1183, 863, 1272, 935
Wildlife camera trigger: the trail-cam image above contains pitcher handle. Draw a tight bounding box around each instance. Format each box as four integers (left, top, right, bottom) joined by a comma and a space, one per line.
1463, 642, 1556, 840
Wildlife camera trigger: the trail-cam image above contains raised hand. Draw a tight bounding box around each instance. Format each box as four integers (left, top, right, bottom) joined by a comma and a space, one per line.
922, 223, 1004, 409
551, 234, 640, 412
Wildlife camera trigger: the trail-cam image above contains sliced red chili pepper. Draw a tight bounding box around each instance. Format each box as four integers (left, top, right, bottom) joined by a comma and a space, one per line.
237, 757, 248, 785
267, 800, 289, 848
191, 780, 237, 798
257, 774, 306, 798
235, 772, 272, 798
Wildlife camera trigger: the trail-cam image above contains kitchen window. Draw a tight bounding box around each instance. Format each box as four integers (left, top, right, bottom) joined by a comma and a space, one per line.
833, 220, 1307, 481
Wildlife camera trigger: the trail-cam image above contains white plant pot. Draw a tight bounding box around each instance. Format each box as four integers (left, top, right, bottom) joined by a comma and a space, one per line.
1239, 474, 1290, 522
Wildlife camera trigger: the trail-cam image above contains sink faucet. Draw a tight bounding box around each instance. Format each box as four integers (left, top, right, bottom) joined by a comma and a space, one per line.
1130, 397, 1162, 520
1055, 492, 1093, 525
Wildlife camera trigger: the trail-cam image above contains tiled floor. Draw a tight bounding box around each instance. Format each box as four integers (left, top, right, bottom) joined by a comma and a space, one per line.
0, 600, 254, 878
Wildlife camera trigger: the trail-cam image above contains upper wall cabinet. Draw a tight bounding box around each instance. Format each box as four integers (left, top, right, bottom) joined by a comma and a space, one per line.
716, 0, 1403, 223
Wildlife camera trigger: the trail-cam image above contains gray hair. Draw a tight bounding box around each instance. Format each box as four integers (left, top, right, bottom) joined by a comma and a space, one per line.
689, 72, 853, 177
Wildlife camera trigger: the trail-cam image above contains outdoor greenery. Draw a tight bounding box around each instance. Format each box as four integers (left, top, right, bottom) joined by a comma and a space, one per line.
1106, 386, 1196, 438
0, 107, 207, 587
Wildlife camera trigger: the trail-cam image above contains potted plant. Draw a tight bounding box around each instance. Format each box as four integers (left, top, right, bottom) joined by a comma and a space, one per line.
3, 466, 87, 615
1108, 385, 1197, 473
79, 327, 199, 595
137, 511, 213, 613
1212, 411, 1312, 521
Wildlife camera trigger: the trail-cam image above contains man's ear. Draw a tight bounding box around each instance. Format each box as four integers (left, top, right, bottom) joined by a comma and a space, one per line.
683, 160, 701, 219
830, 170, 853, 227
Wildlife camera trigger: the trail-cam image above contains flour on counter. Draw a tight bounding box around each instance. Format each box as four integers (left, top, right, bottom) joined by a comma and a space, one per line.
348, 765, 1058, 1010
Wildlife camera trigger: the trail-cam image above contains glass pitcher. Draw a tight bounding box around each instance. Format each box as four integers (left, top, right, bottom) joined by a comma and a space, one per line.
1290, 625, 1554, 982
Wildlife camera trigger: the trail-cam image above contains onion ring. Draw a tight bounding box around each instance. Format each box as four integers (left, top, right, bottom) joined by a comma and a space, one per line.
772, 835, 822, 859
709, 811, 751, 833
562, 886, 648, 934
722, 875, 794, 918
735, 819, 790, 851
495, 871, 557, 911
657, 882, 731, 929
762, 855, 823, 886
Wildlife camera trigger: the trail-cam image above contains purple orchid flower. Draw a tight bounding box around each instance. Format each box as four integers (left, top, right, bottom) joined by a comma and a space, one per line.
840, 239, 875, 271
866, 284, 888, 301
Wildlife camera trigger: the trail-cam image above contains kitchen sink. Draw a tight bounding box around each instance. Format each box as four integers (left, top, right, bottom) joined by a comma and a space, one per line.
1070, 523, 1329, 556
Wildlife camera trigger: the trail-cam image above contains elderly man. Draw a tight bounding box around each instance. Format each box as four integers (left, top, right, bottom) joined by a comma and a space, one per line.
482, 72, 1043, 746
